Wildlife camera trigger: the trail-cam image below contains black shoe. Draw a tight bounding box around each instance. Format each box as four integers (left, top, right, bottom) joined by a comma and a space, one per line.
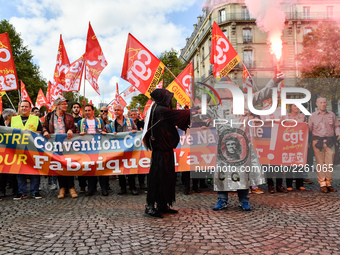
118, 189, 127, 195
268, 186, 275, 193
184, 188, 190, 195
145, 205, 162, 218
277, 186, 288, 193
193, 187, 201, 193
131, 189, 139, 195
158, 206, 178, 214
101, 190, 108, 196
86, 190, 94, 196
33, 192, 42, 199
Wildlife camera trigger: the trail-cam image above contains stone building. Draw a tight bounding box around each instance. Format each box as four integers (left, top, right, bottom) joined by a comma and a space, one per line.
180, 0, 340, 90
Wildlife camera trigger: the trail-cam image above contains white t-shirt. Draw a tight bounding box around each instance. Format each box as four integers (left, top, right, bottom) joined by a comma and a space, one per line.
87, 119, 96, 134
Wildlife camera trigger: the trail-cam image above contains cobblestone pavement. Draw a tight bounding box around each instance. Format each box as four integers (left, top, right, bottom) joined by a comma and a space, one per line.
0, 171, 340, 255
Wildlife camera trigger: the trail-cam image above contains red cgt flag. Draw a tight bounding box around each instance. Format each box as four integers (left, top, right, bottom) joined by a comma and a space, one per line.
45, 81, 53, 110
0, 33, 18, 92
242, 64, 253, 93
210, 21, 241, 78
35, 88, 48, 108
21, 81, 33, 106
142, 98, 153, 119
85, 22, 108, 95
64, 55, 85, 92
121, 33, 165, 98
166, 62, 193, 106
51, 35, 70, 102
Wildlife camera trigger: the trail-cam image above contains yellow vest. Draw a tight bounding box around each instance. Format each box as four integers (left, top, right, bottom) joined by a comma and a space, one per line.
11, 115, 39, 131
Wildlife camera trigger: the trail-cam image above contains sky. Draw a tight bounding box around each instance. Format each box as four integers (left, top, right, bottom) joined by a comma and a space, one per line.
0, 0, 205, 107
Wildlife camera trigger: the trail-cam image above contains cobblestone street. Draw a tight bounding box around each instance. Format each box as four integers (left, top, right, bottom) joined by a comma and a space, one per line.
0, 172, 340, 255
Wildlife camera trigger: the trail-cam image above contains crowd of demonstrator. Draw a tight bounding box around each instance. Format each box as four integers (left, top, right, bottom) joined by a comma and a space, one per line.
0, 95, 338, 211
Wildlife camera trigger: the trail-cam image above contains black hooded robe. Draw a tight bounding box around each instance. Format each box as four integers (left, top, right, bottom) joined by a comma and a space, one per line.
144, 89, 190, 208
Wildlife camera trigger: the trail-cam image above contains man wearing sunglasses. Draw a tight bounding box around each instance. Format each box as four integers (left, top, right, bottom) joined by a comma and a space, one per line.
99, 107, 111, 125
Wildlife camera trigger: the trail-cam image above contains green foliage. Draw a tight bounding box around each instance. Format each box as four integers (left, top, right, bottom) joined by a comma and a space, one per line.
297, 21, 340, 111
0, 19, 47, 110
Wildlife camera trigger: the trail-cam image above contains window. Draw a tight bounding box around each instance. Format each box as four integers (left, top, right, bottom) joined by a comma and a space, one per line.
223, 30, 228, 40
201, 47, 204, 62
327, 6, 333, 19
243, 50, 253, 68
242, 6, 250, 20
243, 28, 252, 43
303, 6, 310, 19
219, 9, 226, 23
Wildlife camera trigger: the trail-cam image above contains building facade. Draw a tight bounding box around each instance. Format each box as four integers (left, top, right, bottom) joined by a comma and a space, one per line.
180, 0, 340, 89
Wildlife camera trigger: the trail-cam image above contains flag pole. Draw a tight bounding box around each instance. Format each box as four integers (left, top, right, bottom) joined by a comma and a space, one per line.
82, 62, 86, 109
5, 93, 16, 110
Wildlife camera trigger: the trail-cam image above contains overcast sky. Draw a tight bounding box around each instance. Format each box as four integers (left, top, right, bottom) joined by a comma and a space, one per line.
1, 0, 204, 106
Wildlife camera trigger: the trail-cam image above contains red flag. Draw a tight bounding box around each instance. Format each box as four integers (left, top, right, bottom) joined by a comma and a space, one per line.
210, 21, 241, 78
142, 98, 153, 119
138, 107, 144, 120
85, 22, 108, 95
156, 80, 163, 88
121, 85, 140, 100
35, 88, 48, 108
242, 64, 253, 93
45, 81, 52, 110
121, 33, 165, 98
167, 62, 193, 106
64, 55, 85, 92
0, 96, 2, 114
176, 102, 180, 110
107, 100, 116, 119
89, 100, 93, 105
0, 33, 18, 92
21, 81, 33, 105
51, 35, 70, 101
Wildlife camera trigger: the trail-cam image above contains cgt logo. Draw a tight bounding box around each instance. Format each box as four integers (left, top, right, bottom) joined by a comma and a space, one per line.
127, 49, 152, 88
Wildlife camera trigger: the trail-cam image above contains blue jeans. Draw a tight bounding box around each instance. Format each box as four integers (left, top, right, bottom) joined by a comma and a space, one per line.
17, 175, 40, 195
217, 189, 249, 203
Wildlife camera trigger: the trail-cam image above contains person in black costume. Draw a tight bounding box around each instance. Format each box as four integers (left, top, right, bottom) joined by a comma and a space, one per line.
143, 89, 190, 218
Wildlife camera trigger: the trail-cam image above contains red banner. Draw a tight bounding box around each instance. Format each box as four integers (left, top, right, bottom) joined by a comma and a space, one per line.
121, 33, 165, 98
0, 33, 18, 92
251, 122, 309, 165
51, 35, 70, 101
85, 22, 108, 95
166, 62, 193, 106
35, 88, 48, 108
64, 55, 85, 92
0, 127, 216, 175
21, 81, 33, 105
210, 21, 241, 78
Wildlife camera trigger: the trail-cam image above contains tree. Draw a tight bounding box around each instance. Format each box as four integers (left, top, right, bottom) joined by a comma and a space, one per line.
128, 48, 187, 110
0, 20, 47, 109
297, 21, 340, 112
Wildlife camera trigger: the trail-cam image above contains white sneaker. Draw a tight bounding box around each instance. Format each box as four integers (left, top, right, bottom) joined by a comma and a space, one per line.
50, 184, 57, 190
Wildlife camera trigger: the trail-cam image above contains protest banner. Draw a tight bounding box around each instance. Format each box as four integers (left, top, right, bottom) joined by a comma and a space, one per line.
251, 122, 309, 165
0, 126, 216, 176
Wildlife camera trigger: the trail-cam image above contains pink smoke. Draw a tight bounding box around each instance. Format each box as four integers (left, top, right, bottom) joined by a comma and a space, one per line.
244, 0, 287, 60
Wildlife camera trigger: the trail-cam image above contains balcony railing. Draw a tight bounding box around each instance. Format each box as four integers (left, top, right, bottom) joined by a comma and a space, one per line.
243, 35, 252, 43
285, 12, 338, 20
